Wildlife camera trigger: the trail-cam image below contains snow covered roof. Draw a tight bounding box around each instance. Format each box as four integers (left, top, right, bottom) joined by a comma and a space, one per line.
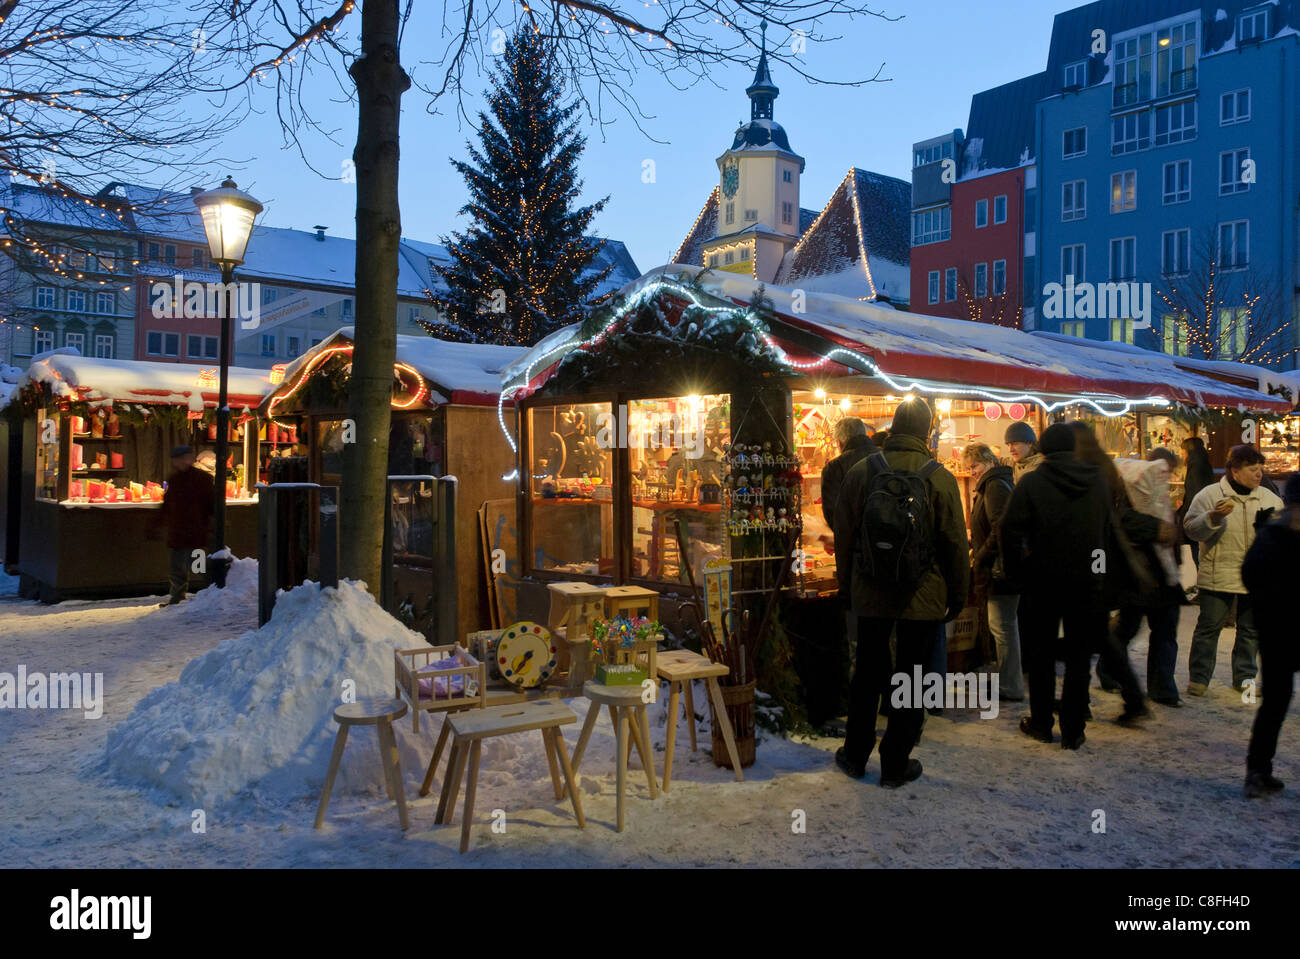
268, 328, 528, 409
503, 265, 1291, 414
963, 72, 1048, 174
775, 168, 911, 305
16, 353, 276, 411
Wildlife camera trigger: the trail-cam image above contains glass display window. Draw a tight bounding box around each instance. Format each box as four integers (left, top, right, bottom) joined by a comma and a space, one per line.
36, 408, 61, 502
528, 402, 616, 577
1062, 407, 1141, 459
628, 394, 730, 583
1260, 415, 1298, 476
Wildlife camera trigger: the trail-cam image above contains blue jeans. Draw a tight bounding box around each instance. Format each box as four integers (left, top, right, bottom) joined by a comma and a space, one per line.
988, 593, 1025, 699
1188, 589, 1257, 688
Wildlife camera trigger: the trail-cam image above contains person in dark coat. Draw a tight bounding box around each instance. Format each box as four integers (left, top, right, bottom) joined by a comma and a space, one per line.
1241, 472, 1300, 798
832, 397, 969, 787
1000, 423, 1115, 749
963, 443, 1023, 699
158, 444, 214, 606
821, 417, 876, 526
1179, 437, 1214, 568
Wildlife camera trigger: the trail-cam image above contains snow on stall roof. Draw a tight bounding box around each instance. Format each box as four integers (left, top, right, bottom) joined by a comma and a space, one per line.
505, 265, 1287, 411
17, 353, 276, 409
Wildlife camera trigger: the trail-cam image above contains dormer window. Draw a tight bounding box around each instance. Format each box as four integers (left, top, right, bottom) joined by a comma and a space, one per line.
1238, 7, 1268, 43
1064, 59, 1087, 89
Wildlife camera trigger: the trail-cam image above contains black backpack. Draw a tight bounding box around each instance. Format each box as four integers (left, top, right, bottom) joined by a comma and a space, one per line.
857, 451, 942, 589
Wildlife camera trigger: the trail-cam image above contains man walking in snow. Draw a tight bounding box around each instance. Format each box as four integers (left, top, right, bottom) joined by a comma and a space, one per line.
157, 445, 214, 607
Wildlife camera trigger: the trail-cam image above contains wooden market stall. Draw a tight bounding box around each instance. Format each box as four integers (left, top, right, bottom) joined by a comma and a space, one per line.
498, 266, 1291, 715
258, 328, 526, 644
10, 353, 276, 601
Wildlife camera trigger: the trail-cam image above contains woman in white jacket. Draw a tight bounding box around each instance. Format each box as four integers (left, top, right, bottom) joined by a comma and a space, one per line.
1183, 445, 1284, 695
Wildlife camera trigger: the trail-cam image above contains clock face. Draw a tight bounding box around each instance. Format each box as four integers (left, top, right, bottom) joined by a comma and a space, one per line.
722, 161, 739, 199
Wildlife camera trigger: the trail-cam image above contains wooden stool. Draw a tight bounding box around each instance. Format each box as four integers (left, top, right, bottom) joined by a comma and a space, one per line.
568, 680, 659, 832
602, 585, 659, 623
314, 697, 410, 831
436, 700, 584, 854
546, 581, 608, 632
657, 650, 743, 789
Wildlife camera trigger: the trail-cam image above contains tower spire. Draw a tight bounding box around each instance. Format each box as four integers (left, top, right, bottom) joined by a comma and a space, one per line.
746, 19, 778, 121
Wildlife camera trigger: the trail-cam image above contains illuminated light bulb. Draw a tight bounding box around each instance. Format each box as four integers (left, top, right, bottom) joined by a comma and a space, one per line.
814, 388, 826, 400
840, 398, 850, 411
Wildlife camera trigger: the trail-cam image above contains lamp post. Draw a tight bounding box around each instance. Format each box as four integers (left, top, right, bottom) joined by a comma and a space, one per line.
192, 177, 262, 588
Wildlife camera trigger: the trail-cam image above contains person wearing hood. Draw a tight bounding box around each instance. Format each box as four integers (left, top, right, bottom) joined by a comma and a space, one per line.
1005, 421, 1043, 483
821, 417, 877, 527
832, 397, 969, 787
1000, 423, 1115, 749
963, 442, 1023, 700
1241, 472, 1300, 798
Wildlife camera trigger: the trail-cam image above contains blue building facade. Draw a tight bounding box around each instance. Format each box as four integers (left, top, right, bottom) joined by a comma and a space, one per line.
1033, 0, 1299, 370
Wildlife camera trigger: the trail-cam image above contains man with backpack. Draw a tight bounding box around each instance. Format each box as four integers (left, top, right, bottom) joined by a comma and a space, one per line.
832, 397, 969, 787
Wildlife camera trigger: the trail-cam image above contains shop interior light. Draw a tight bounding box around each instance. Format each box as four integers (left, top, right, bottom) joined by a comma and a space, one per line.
814, 388, 826, 400
839, 398, 850, 410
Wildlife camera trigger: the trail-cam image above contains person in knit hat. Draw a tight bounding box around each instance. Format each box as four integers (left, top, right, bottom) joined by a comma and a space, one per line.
1005, 420, 1043, 483
831, 396, 969, 787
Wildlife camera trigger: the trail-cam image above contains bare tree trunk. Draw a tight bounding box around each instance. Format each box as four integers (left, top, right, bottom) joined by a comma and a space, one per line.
343, 0, 410, 594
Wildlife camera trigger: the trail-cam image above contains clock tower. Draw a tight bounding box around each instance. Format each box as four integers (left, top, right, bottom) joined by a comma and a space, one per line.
702, 20, 805, 283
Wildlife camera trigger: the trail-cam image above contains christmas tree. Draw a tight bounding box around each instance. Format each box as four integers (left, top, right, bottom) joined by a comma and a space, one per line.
423, 29, 613, 345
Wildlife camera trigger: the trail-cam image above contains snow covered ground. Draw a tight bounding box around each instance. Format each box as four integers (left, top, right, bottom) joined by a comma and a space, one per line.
0, 561, 1296, 869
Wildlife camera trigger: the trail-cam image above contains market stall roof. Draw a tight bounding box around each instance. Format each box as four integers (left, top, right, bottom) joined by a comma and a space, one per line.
265, 328, 528, 413
16, 351, 276, 411
501, 266, 1291, 414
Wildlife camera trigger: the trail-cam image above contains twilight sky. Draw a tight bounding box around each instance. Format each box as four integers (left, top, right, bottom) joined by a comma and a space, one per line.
224, 1, 1058, 273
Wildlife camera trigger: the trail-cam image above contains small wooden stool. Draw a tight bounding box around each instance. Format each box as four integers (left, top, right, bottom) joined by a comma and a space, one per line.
568, 680, 659, 832
657, 650, 744, 789
602, 585, 659, 623
436, 700, 585, 854
546, 581, 609, 632
314, 697, 410, 831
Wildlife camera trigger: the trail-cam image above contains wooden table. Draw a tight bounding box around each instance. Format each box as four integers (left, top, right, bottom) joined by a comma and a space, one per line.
568, 680, 659, 832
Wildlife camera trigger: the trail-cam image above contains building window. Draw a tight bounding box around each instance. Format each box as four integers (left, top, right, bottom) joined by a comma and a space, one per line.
944, 268, 957, 302
187, 334, 218, 359
1061, 244, 1085, 282
725, 202, 734, 225
739, 246, 750, 261
64, 332, 85, 353
975, 198, 988, 229
1162, 229, 1191, 276
67, 250, 88, 271
1163, 160, 1191, 204
1064, 59, 1087, 89
927, 270, 940, 305
1062, 127, 1087, 159
743, 209, 758, 222
912, 207, 951, 246
993, 195, 1007, 225
708, 254, 719, 267
1221, 89, 1251, 125
1219, 148, 1250, 195
783, 169, 793, 183
311, 338, 323, 347
1110, 318, 1136, 344
34, 330, 54, 353
1163, 316, 1190, 356
36, 286, 55, 309
1111, 111, 1150, 154
993, 259, 1007, 296
163, 244, 176, 265
974, 263, 987, 298
146, 332, 180, 357
913, 141, 954, 167
1219, 307, 1249, 357
1110, 171, 1136, 213
782, 201, 793, 225
724, 250, 734, 265
287, 336, 301, 358
95, 292, 115, 314
97, 250, 116, 273
1218, 220, 1249, 271
147, 242, 160, 261
1109, 237, 1136, 281
260, 334, 276, 357
1061, 321, 1086, 337
94, 334, 113, 359
261, 286, 278, 304
67, 290, 87, 312
342, 299, 353, 317
1061, 180, 1086, 221
192, 248, 204, 267
1154, 100, 1196, 146
1156, 21, 1197, 97
1113, 35, 1152, 108
1238, 8, 1269, 43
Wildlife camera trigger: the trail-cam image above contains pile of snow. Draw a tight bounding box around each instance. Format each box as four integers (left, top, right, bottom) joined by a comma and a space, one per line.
160, 555, 259, 623
103, 578, 432, 809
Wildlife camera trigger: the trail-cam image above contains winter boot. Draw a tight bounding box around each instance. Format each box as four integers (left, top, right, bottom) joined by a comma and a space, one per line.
880, 759, 923, 789
834, 747, 866, 780
1019, 716, 1054, 744
1244, 771, 1285, 798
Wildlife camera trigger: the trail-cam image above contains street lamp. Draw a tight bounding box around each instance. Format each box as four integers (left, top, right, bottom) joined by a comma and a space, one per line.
192, 176, 262, 588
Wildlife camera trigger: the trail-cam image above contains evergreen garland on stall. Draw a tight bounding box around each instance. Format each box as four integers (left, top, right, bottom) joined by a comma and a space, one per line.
424, 28, 613, 346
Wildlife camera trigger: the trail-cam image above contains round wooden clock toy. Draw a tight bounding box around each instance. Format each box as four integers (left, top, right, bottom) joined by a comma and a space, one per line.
496, 622, 558, 689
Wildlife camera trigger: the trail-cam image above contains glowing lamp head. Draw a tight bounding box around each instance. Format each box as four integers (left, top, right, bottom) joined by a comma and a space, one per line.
192, 177, 262, 268
814, 388, 826, 400
839, 398, 850, 411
